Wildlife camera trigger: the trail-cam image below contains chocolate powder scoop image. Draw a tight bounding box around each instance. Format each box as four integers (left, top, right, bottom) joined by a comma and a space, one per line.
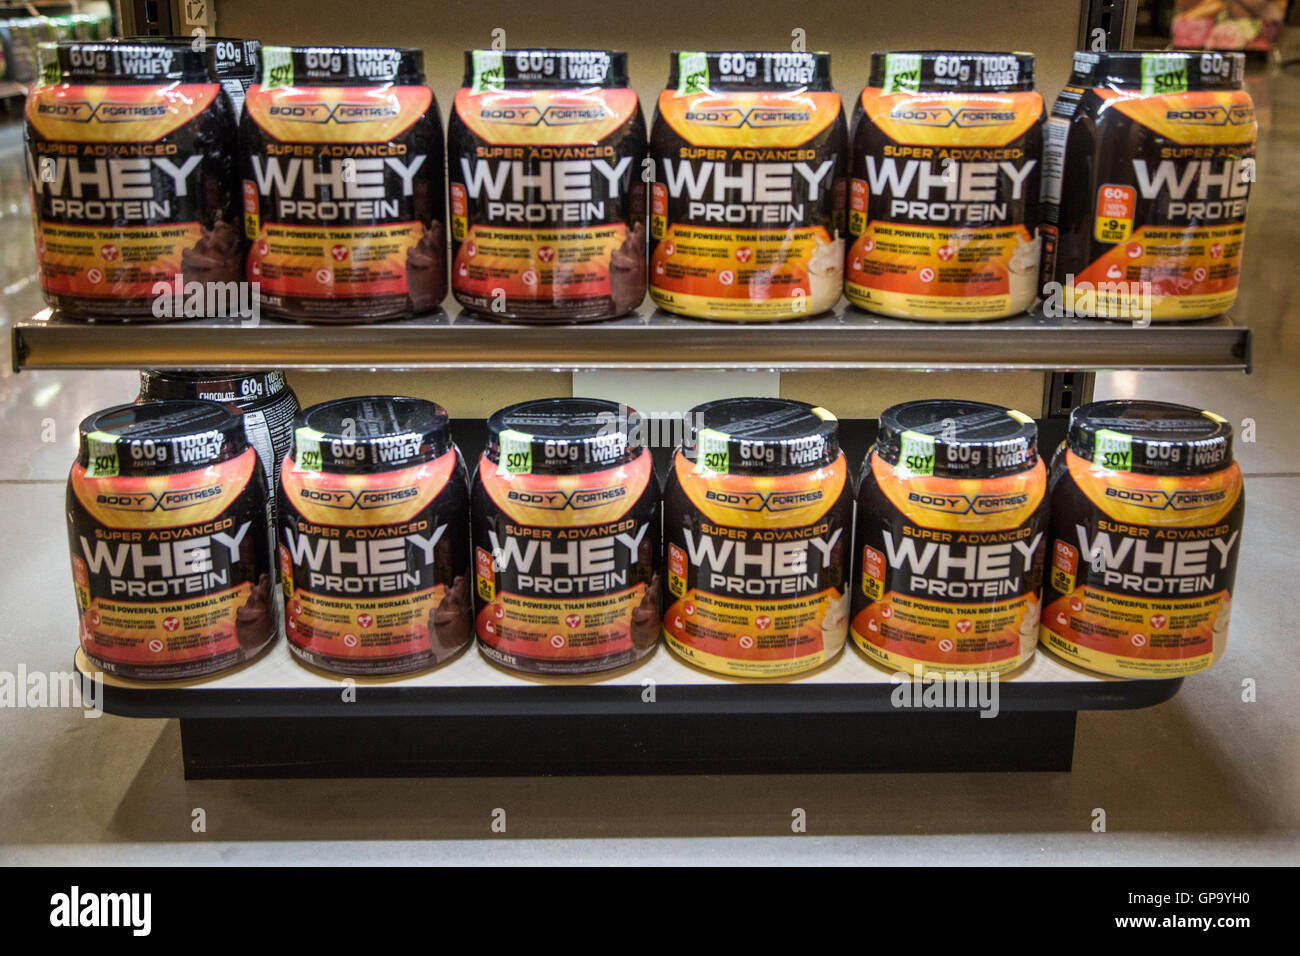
427, 574, 471, 662
180, 219, 243, 286
629, 573, 662, 651
608, 220, 647, 315
405, 222, 446, 314
234, 572, 275, 653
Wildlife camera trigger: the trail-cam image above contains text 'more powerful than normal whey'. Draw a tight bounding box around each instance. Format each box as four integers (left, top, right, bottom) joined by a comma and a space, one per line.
846, 52, 1045, 320
242, 46, 446, 321
649, 51, 847, 320
449, 49, 647, 322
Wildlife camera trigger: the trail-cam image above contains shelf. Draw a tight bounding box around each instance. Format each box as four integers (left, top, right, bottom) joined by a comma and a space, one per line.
13, 302, 1251, 373
78, 641, 1182, 720
0, 81, 28, 102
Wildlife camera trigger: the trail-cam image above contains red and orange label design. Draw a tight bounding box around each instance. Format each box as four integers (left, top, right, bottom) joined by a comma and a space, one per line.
471, 450, 661, 674
276, 450, 472, 673
662, 452, 851, 677
1040, 450, 1243, 677
448, 86, 646, 319
850, 454, 1047, 673
243, 83, 445, 314
26, 82, 237, 304
1055, 87, 1256, 320
649, 89, 847, 319
67, 449, 274, 679
846, 88, 1044, 319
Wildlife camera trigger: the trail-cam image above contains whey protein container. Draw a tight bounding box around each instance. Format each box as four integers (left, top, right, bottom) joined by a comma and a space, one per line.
846, 51, 1045, 320
850, 400, 1047, 674
448, 49, 647, 321
138, 369, 299, 507
277, 397, 473, 675
1040, 401, 1243, 678
67, 400, 276, 680
472, 399, 661, 675
663, 399, 851, 677
126, 37, 260, 116
25, 41, 242, 318
242, 46, 446, 321
649, 51, 848, 320
1042, 51, 1256, 320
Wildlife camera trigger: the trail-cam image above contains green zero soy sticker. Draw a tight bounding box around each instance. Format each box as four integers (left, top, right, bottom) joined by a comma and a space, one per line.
471, 50, 505, 94
676, 51, 709, 97
261, 46, 294, 89
898, 429, 936, 476
882, 53, 922, 95
1093, 428, 1133, 471
84, 430, 120, 478
294, 426, 324, 473
1140, 53, 1188, 95
694, 428, 730, 474
496, 429, 533, 476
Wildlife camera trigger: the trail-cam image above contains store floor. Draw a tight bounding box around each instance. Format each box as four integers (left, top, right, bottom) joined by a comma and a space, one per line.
2, 57, 1298, 865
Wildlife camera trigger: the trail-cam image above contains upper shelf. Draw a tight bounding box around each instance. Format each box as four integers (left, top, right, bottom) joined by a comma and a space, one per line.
11, 302, 1251, 373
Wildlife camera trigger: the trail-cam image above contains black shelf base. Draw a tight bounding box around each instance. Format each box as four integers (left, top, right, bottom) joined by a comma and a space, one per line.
179, 711, 1078, 778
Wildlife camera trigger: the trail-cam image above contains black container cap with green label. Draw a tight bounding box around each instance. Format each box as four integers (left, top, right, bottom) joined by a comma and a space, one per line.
1067, 400, 1234, 476
291, 396, 451, 474
77, 400, 246, 477
1096, 50, 1244, 92
874, 399, 1037, 479
485, 397, 641, 476
683, 397, 839, 475
44, 40, 213, 84
867, 51, 1036, 94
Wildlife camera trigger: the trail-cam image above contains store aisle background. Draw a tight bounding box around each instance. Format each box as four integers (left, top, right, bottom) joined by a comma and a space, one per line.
1, 42, 1297, 864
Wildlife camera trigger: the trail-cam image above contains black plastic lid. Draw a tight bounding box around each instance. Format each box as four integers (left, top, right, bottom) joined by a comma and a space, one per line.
683, 398, 839, 475
874, 400, 1037, 479
667, 51, 833, 93
1095, 50, 1244, 92
462, 49, 628, 89
139, 370, 290, 406
259, 46, 424, 87
42, 40, 214, 85
291, 397, 451, 474
868, 51, 1035, 94
1067, 400, 1234, 476
123, 37, 260, 78
77, 400, 247, 477
485, 398, 642, 475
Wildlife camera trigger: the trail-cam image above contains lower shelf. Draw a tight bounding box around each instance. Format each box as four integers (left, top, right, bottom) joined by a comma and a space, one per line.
176, 710, 1084, 777
79, 638, 1182, 776
77, 642, 1182, 719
